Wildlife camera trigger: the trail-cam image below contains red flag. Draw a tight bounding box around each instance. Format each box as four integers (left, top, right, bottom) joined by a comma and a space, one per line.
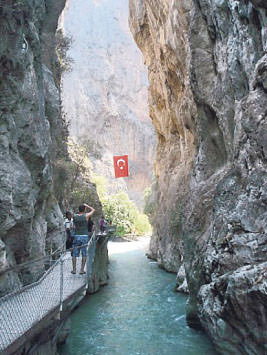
113, 155, 129, 178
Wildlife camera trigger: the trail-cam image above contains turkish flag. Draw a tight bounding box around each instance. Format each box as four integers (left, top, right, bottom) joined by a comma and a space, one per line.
113, 155, 129, 178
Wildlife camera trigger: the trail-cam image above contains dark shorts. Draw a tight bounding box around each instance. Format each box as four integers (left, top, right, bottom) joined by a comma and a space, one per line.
72, 235, 89, 257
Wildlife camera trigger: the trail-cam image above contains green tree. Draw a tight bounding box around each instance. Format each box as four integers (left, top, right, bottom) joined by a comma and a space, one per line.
93, 183, 152, 236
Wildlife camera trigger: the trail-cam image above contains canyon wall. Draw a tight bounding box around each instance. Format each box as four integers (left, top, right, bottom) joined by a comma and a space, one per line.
130, 0, 196, 272
0, 0, 67, 296
62, 0, 156, 207
0, 1, 107, 299
130, 0, 267, 353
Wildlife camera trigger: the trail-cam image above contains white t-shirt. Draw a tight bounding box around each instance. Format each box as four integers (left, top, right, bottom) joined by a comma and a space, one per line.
64, 218, 73, 230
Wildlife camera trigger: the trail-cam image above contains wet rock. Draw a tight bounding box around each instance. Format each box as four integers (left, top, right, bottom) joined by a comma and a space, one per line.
176, 264, 189, 294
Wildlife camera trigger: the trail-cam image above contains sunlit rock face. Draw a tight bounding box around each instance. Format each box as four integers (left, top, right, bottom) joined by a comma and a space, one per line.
62, 0, 156, 207
130, 0, 267, 353
130, 0, 197, 272
0, 0, 67, 296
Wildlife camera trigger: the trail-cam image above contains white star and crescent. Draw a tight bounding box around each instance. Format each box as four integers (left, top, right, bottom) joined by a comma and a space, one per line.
117, 158, 126, 170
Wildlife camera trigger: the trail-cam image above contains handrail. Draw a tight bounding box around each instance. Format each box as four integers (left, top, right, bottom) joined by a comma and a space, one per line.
0, 242, 66, 276
0, 232, 97, 302
0, 229, 103, 277
0, 256, 62, 305
0, 230, 106, 353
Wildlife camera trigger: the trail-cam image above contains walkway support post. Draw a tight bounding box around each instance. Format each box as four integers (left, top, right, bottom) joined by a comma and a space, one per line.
86, 231, 97, 293
59, 258, 64, 313
49, 240, 52, 267
85, 241, 89, 291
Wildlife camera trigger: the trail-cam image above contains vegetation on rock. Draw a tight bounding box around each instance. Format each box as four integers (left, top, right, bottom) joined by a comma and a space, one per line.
92, 175, 152, 236
54, 139, 150, 236
54, 29, 73, 88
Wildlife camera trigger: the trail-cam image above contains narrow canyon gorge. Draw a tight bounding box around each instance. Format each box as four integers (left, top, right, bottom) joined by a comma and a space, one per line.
0, 0, 266, 354
61, 0, 157, 208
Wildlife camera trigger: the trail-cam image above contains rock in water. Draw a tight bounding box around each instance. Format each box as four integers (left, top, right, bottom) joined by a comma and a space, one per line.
129, 0, 267, 353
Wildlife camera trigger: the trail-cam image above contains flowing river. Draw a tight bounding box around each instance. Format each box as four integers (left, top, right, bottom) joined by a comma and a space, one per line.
59, 238, 217, 355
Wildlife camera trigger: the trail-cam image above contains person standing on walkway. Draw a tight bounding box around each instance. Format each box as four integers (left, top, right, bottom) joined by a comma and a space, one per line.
64, 211, 74, 250
87, 216, 94, 238
72, 203, 95, 275
99, 216, 107, 233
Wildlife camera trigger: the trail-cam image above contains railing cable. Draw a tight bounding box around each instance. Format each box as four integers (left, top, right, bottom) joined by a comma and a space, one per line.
0, 231, 105, 353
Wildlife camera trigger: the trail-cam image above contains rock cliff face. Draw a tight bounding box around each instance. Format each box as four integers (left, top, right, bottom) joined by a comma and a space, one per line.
130, 0, 267, 353
0, 0, 68, 296
62, 0, 156, 207
130, 0, 196, 272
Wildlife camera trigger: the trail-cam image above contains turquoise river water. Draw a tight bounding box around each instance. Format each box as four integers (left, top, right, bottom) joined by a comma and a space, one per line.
59, 238, 217, 355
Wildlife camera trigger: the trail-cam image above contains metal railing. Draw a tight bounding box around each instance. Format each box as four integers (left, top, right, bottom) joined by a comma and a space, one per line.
0, 231, 101, 353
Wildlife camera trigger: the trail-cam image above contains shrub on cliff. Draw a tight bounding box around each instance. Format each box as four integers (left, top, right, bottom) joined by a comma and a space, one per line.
143, 183, 157, 224
135, 213, 151, 235
92, 177, 151, 236
54, 29, 73, 88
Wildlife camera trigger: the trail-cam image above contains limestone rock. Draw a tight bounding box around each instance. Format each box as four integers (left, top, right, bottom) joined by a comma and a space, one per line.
198, 262, 267, 354
0, 0, 66, 296
176, 264, 189, 294
61, 0, 156, 208
130, 0, 267, 352
130, 0, 197, 272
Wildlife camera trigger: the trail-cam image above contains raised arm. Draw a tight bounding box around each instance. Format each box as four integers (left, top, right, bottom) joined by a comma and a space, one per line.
84, 204, 95, 220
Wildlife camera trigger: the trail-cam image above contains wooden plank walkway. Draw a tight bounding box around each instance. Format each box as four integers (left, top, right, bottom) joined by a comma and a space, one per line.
0, 253, 87, 352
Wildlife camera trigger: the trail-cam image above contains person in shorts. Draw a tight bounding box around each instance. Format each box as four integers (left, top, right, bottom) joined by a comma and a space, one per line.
72, 203, 95, 274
